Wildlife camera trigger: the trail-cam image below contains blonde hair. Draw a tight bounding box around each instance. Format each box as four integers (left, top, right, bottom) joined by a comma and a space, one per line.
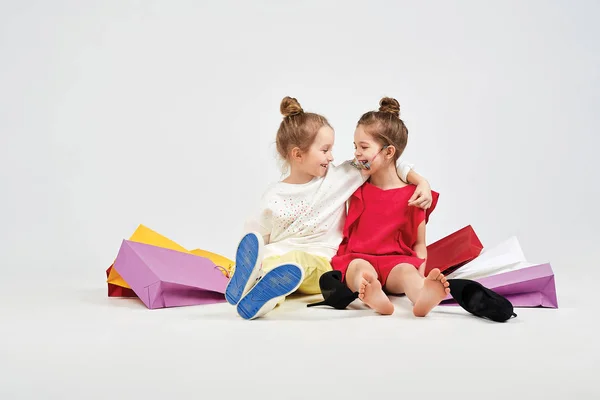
276, 96, 331, 161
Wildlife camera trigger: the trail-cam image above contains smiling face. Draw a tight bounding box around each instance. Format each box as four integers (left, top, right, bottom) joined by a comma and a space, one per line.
353, 98, 409, 175
296, 125, 335, 178
275, 97, 334, 181
353, 124, 393, 175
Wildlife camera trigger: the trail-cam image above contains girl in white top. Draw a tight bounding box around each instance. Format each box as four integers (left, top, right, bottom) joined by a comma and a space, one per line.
225, 96, 433, 320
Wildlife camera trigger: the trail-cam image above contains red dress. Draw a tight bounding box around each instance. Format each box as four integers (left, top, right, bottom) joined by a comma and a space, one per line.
331, 182, 439, 287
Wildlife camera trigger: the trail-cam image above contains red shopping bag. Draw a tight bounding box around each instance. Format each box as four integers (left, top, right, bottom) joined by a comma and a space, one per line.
106, 266, 137, 298
425, 225, 483, 275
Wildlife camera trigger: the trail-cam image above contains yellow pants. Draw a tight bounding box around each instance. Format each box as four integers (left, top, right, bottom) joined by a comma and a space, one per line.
261, 250, 332, 295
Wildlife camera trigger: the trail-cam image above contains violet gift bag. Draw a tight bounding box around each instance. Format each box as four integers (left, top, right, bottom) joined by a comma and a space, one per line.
113, 240, 229, 309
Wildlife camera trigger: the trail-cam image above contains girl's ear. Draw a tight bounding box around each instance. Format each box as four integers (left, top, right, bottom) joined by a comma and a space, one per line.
385, 145, 396, 160
291, 147, 303, 162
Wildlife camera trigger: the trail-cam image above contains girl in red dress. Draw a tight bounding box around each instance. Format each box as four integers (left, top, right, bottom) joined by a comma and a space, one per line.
331, 97, 450, 316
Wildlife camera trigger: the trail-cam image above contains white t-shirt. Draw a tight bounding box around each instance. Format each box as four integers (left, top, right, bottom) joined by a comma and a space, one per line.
244, 160, 414, 260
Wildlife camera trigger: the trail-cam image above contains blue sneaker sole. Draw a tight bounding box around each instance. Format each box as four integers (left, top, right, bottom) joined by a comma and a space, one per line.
225, 233, 260, 305
236, 263, 303, 320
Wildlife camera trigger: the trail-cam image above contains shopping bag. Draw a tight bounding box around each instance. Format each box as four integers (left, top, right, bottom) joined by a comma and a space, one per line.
106, 224, 234, 296
445, 236, 534, 280
442, 263, 558, 308
113, 240, 229, 309
425, 225, 483, 275
106, 266, 137, 298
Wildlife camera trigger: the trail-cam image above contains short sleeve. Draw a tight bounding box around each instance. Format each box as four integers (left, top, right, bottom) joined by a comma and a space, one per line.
413, 190, 440, 228
396, 159, 414, 183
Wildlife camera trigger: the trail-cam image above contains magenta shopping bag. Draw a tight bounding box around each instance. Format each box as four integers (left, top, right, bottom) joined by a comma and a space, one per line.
113, 240, 229, 309
442, 263, 558, 308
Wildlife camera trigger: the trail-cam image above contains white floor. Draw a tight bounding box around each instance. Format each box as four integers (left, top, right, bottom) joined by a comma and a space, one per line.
1, 273, 597, 400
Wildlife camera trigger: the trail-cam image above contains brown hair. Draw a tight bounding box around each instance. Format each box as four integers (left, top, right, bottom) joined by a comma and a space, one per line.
276, 96, 331, 160
357, 97, 408, 162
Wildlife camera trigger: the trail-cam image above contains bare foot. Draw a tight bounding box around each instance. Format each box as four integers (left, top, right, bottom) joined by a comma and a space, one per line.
413, 268, 450, 317
358, 271, 394, 315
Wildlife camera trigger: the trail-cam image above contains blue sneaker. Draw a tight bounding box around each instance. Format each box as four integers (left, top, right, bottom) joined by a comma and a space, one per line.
225, 232, 264, 305
236, 263, 304, 320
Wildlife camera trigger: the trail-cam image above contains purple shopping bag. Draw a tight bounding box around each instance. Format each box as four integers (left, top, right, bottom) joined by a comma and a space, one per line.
441, 263, 558, 308
113, 240, 229, 309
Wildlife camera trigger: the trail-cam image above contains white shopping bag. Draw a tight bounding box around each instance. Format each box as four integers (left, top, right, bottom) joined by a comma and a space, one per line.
446, 236, 535, 280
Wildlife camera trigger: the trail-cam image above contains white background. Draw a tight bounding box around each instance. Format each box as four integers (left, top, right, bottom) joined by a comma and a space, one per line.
1, 1, 598, 399
2, 1, 598, 280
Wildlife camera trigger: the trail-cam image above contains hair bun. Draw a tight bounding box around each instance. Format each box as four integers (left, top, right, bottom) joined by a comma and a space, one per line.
379, 97, 400, 117
280, 96, 304, 117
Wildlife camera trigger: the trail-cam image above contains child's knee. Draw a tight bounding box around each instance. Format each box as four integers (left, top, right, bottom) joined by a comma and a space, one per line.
391, 263, 419, 276
280, 250, 305, 264
281, 251, 331, 271
348, 258, 372, 273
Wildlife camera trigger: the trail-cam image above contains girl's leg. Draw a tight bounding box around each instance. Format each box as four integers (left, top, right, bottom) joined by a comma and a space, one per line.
276, 251, 333, 295
384, 263, 425, 303
346, 259, 394, 315
384, 264, 450, 317
345, 258, 376, 292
